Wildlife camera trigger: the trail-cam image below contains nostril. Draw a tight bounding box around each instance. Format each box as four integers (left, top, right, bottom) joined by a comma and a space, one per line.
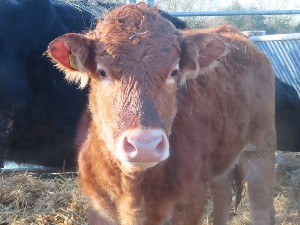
123, 137, 137, 155
156, 137, 166, 154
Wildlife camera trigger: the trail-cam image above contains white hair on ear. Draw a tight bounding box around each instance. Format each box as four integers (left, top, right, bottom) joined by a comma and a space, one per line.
64, 71, 89, 89
179, 65, 199, 86
51, 60, 90, 89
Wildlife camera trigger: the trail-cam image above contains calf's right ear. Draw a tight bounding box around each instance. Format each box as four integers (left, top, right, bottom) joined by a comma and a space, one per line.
48, 33, 95, 89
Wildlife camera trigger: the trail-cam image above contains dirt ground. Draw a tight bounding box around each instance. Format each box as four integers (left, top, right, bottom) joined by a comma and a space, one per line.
0, 152, 299, 225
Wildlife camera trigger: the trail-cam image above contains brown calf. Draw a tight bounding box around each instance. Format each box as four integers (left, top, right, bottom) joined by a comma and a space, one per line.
48, 4, 275, 225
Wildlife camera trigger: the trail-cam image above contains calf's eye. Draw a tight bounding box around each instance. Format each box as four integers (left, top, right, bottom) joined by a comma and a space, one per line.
170, 69, 179, 78
166, 69, 179, 84
98, 69, 106, 78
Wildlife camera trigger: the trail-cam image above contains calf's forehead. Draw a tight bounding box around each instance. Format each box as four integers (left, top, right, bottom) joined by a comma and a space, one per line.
89, 5, 181, 76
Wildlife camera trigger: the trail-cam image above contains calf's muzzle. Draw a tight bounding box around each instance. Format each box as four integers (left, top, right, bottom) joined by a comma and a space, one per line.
116, 129, 169, 169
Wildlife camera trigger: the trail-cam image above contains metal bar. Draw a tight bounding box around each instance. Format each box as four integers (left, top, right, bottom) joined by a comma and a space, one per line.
287, 40, 300, 77
169, 10, 300, 17
251, 33, 300, 42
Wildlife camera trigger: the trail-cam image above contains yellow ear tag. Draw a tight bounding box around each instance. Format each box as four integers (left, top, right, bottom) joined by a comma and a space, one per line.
69, 53, 79, 70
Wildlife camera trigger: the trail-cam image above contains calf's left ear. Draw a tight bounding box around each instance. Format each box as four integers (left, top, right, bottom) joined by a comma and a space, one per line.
48, 33, 95, 89
179, 31, 228, 82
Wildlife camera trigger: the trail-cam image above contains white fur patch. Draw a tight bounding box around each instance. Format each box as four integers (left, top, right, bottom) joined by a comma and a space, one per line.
64, 71, 89, 89
166, 78, 176, 85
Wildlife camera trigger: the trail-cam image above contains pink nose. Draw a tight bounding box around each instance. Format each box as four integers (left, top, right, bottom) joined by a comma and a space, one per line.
116, 129, 169, 164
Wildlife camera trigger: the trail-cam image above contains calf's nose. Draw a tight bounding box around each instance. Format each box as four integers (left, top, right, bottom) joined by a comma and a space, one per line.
116, 129, 169, 168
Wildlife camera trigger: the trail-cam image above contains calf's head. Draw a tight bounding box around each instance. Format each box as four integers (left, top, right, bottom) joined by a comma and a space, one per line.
48, 4, 227, 170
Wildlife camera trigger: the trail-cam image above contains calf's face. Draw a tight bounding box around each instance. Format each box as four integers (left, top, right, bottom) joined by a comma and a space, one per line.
48, 5, 227, 170
89, 31, 180, 169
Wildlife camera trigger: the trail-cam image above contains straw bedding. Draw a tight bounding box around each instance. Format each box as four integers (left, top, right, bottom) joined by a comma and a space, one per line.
1, 152, 299, 225
0, 173, 88, 225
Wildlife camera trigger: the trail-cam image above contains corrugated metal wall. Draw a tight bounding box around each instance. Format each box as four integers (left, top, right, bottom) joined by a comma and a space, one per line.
251, 34, 300, 96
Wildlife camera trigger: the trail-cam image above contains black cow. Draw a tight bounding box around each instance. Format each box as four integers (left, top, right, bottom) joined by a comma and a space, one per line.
0, 0, 94, 168
0, 0, 187, 169
275, 77, 300, 152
